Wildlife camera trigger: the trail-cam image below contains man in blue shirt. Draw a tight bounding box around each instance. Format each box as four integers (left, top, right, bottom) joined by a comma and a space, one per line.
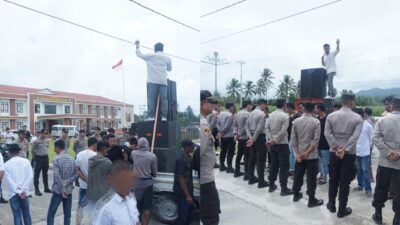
174, 139, 195, 225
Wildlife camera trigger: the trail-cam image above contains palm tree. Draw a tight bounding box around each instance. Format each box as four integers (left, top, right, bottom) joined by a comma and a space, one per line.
226, 78, 240, 99
243, 81, 257, 98
260, 68, 275, 98
275, 75, 296, 99
255, 79, 267, 99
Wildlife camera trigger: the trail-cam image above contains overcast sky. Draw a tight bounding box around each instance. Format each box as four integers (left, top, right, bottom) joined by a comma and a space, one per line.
201, 0, 400, 98
0, 0, 199, 114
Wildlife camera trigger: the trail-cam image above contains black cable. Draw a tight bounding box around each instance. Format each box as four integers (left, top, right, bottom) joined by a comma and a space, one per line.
201, 0, 248, 18
1, 0, 199, 64
127, 0, 199, 32
201, 0, 343, 44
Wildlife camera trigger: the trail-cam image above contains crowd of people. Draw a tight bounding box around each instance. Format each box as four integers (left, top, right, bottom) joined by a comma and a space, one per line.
0, 126, 198, 225
200, 89, 400, 225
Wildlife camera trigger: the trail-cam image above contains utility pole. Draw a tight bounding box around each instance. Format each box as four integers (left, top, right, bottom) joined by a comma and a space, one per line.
237, 60, 245, 107
201, 51, 229, 94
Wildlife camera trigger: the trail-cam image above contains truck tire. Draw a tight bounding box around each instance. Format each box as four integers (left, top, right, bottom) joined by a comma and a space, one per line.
153, 194, 178, 224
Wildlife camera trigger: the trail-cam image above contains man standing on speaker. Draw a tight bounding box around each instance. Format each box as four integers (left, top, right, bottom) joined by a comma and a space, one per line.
135, 40, 172, 121
322, 38, 340, 98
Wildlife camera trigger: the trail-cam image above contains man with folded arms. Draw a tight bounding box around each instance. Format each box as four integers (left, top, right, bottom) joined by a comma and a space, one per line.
291, 102, 323, 208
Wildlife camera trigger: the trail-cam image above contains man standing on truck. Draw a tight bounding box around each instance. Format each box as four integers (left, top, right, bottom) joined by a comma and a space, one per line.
132, 138, 158, 225
321, 38, 340, 98
200, 90, 221, 225
174, 139, 195, 225
135, 40, 172, 121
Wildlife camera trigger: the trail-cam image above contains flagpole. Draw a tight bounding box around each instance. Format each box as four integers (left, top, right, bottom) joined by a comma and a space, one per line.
122, 65, 126, 128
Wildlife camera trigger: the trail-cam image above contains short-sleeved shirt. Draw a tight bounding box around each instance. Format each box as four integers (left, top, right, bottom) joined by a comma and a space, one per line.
75, 149, 96, 189
323, 49, 339, 74
32, 138, 49, 156
173, 152, 193, 196
14, 139, 29, 158
106, 145, 126, 162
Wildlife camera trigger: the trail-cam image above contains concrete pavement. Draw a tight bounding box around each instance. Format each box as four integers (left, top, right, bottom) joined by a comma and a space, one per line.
216, 147, 395, 225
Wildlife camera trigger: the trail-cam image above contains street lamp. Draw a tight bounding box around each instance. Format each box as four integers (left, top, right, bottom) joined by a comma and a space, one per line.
237, 60, 246, 107
201, 51, 229, 94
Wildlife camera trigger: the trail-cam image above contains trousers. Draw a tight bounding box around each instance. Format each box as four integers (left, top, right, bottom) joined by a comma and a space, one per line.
236, 139, 248, 174
147, 82, 167, 118
268, 144, 290, 188
34, 155, 49, 190
372, 166, 400, 213
292, 159, 319, 198
220, 137, 235, 168
248, 134, 267, 182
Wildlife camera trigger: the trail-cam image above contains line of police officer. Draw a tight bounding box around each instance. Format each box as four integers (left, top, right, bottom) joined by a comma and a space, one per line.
201, 89, 400, 225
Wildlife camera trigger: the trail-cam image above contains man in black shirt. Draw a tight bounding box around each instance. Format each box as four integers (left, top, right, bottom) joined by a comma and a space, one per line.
127, 137, 138, 164
315, 103, 330, 185
105, 134, 128, 162
174, 139, 195, 225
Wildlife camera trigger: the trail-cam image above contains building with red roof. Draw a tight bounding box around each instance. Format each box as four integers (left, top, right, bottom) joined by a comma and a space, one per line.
0, 84, 134, 132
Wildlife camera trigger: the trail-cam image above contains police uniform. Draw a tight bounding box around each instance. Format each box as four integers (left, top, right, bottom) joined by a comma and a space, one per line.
246, 107, 268, 187
324, 94, 363, 217
234, 108, 250, 178
200, 90, 220, 225
14, 137, 29, 158
291, 112, 323, 207
217, 109, 235, 172
372, 96, 400, 225
266, 107, 291, 193
32, 130, 51, 194
73, 137, 87, 154
57, 136, 70, 151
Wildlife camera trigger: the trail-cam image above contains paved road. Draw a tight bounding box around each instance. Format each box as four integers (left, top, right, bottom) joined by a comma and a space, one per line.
0, 169, 199, 225
216, 147, 394, 225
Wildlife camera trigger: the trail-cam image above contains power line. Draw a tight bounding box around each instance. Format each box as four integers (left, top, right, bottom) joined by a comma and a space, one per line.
1, 0, 199, 64
201, 0, 343, 44
127, 0, 199, 32
201, 0, 248, 18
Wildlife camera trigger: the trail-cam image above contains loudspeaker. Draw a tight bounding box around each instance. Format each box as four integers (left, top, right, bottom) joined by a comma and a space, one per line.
323, 98, 334, 113
153, 147, 181, 173
300, 68, 327, 99
129, 123, 138, 135
137, 120, 181, 148
167, 80, 178, 121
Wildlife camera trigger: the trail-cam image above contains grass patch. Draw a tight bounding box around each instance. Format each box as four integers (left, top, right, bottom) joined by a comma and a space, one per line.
28, 139, 77, 162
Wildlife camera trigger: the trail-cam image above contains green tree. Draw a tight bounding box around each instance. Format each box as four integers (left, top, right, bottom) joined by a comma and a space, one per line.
243, 80, 257, 99
225, 78, 241, 99
260, 68, 275, 99
255, 78, 267, 99
275, 75, 296, 99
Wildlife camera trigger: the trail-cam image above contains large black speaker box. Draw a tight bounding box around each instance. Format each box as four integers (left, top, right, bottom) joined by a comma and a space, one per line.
300, 68, 327, 99
137, 121, 181, 148
167, 80, 178, 121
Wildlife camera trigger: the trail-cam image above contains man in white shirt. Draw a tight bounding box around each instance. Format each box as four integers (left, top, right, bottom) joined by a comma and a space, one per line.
93, 161, 140, 225
135, 40, 172, 121
4, 143, 33, 225
0, 152, 7, 204
75, 137, 97, 225
321, 38, 340, 98
4, 127, 15, 144
353, 108, 373, 195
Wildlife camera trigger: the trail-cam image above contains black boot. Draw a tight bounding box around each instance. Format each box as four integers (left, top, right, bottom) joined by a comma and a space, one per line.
227, 167, 235, 173
293, 192, 303, 202
269, 183, 277, 193
219, 165, 227, 172
393, 213, 400, 225
280, 188, 294, 196
248, 177, 259, 185
372, 208, 382, 225
326, 202, 336, 213
337, 207, 352, 218
35, 189, 42, 196
0, 193, 8, 204
44, 187, 52, 193
234, 171, 245, 178
214, 163, 220, 169
243, 174, 249, 181
308, 197, 324, 208
258, 180, 269, 189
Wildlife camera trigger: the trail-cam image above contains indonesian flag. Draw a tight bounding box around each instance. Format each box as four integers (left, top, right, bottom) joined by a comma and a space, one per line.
112, 59, 123, 71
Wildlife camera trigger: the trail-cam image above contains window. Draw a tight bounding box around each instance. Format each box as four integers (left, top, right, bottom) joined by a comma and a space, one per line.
100, 107, 104, 116
35, 122, 41, 131
91, 106, 97, 115
1, 122, 9, 131
108, 107, 112, 117
83, 105, 88, 114
16, 122, 23, 130
44, 104, 57, 114
1, 101, 9, 113
34, 103, 41, 113
75, 105, 80, 114
115, 108, 119, 117
65, 105, 70, 114
126, 113, 131, 122
16, 103, 23, 114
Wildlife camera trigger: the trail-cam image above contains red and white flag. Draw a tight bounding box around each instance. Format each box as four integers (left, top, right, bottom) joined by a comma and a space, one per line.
112, 59, 123, 71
